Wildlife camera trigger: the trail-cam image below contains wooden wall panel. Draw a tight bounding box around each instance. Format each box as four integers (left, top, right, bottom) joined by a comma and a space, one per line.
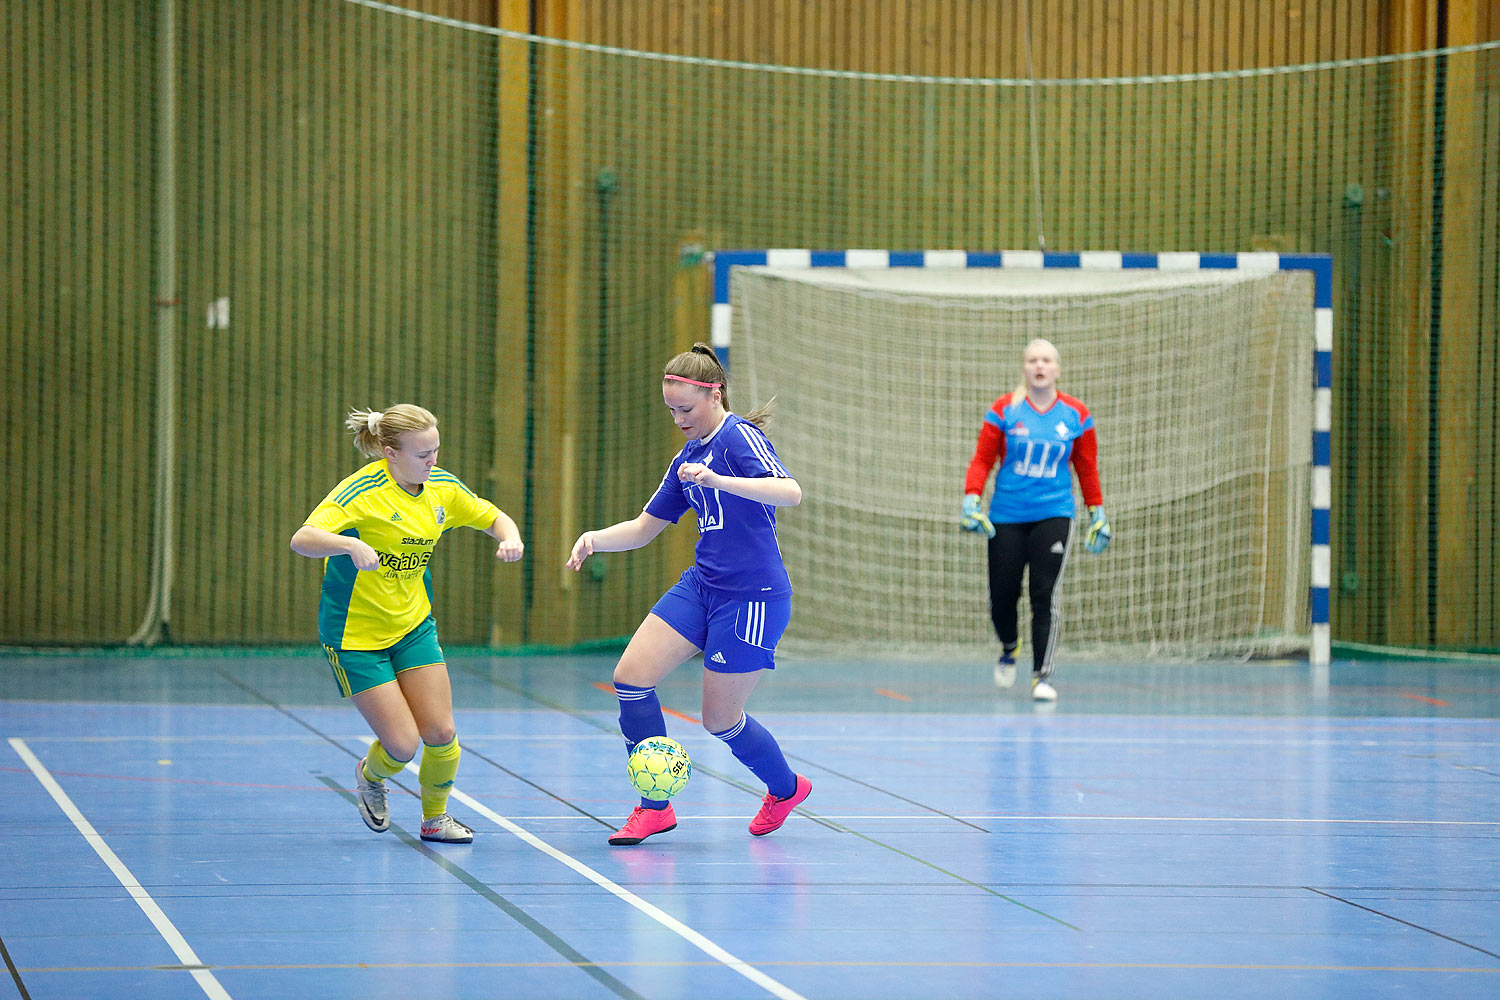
545, 1, 1450, 75
165, 0, 504, 643
1437, 0, 1497, 648
1, 3, 154, 642
490, 1, 531, 645
522, 0, 1497, 651
9, 0, 1496, 649
1480, 79, 1500, 649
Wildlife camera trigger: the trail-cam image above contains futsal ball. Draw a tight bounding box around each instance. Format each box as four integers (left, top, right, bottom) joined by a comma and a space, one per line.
627, 736, 692, 801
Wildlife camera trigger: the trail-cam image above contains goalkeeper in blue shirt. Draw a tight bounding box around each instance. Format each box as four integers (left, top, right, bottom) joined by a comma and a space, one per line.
961, 339, 1110, 701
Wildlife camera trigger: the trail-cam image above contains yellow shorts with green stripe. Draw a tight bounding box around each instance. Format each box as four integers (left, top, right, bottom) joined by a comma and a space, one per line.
322, 617, 445, 698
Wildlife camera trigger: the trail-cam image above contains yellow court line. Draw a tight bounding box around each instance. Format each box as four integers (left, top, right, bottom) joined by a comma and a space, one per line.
20, 960, 1500, 974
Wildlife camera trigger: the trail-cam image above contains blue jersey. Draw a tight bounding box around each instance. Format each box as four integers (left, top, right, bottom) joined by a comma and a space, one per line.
645, 412, 793, 598
965, 392, 1101, 524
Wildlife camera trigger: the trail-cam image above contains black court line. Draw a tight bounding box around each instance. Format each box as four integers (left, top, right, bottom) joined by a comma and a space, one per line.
456, 664, 840, 834
221, 666, 652, 997
213, 668, 365, 754
459, 662, 1080, 930
811, 814, 1082, 931
458, 744, 616, 829
0, 931, 31, 1000
782, 750, 990, 832
223, 660, 1078, 932
1302, 886, 1500, 961
213, 668, 430, 804
317, 778, 649, 1000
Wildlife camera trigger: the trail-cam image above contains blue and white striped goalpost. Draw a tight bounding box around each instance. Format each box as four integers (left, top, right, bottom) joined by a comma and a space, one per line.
710, 249, 1333, 667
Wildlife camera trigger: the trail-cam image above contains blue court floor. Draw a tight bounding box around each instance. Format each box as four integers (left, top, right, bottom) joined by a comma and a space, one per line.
1, 651, 1497, 999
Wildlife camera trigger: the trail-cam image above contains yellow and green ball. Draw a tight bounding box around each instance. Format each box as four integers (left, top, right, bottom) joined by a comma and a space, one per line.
627, 736, 692, 801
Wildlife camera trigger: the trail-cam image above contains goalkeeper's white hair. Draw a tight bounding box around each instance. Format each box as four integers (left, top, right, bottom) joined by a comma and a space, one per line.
1007, 338, 1062, 411
346, 403, 437, 457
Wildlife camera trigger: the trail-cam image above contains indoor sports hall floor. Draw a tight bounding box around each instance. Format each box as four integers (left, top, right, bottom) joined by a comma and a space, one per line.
1, 650, 1497, 1000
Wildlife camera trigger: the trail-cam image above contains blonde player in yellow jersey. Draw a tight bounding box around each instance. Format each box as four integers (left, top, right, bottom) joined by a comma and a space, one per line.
291, 404, 524, 843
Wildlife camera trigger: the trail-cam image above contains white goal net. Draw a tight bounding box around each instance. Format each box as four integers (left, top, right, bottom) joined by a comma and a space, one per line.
732, 264, 1313, 661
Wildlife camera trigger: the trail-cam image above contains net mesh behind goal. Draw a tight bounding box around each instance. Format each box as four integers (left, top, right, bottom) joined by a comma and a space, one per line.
733, 266, 1313, 660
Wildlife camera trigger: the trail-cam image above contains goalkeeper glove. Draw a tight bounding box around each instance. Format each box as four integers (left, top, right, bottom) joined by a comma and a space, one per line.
1085, 506, 1111, 554
961, 495, 995, 538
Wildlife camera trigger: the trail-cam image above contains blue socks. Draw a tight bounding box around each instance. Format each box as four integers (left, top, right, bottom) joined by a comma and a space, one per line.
711, 714, 796, 800
618, 685, 797, 804
616, 682, 670, 810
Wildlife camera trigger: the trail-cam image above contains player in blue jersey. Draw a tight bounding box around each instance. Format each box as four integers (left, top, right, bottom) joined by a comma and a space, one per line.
961, 339, 1111, 702
291, 404, 524, 843
566, 343, 812, 845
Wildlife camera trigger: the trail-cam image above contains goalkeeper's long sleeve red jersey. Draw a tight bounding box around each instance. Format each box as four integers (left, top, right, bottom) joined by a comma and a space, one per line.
964, 391, 1103, 523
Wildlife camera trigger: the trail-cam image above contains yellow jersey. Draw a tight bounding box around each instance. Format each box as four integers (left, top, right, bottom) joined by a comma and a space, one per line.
304, 459, 499, 649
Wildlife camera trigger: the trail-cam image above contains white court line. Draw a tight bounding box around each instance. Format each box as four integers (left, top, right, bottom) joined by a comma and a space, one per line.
461, 812, 1500, 827
408, 763, 808, 1000
792, 814, 1500, 826
21, 733, 1500, 749
9, 738, 232, 1000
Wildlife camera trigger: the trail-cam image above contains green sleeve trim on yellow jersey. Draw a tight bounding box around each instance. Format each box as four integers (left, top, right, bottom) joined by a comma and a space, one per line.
427, 475, 476, 498
334, 473, 391, 507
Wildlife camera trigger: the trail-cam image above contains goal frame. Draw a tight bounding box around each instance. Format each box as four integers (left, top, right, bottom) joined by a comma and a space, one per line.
709, 249, 1333, 666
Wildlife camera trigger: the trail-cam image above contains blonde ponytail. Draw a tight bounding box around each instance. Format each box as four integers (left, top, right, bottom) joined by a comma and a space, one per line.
346, 404, 437, 457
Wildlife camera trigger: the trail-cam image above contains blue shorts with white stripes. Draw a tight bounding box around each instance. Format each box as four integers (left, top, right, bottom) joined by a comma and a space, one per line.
649, 566, 792, 673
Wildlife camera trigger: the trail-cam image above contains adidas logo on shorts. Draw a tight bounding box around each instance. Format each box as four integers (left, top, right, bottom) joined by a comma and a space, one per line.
1051, 541, 1065, 553
710, 651, 726, 664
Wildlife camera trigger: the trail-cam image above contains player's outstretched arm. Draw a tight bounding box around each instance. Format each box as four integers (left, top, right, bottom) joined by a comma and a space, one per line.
290, 525, 380, 571
484, 511, 525, 563
566, 512, 672, 571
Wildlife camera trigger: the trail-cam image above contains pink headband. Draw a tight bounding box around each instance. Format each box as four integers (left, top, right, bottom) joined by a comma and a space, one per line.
664, 374, 722, 389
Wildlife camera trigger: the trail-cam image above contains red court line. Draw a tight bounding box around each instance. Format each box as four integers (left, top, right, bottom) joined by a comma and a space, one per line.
1399, 692, 1450, 707
593, 681, 701, 724
874, 688, 912, 702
